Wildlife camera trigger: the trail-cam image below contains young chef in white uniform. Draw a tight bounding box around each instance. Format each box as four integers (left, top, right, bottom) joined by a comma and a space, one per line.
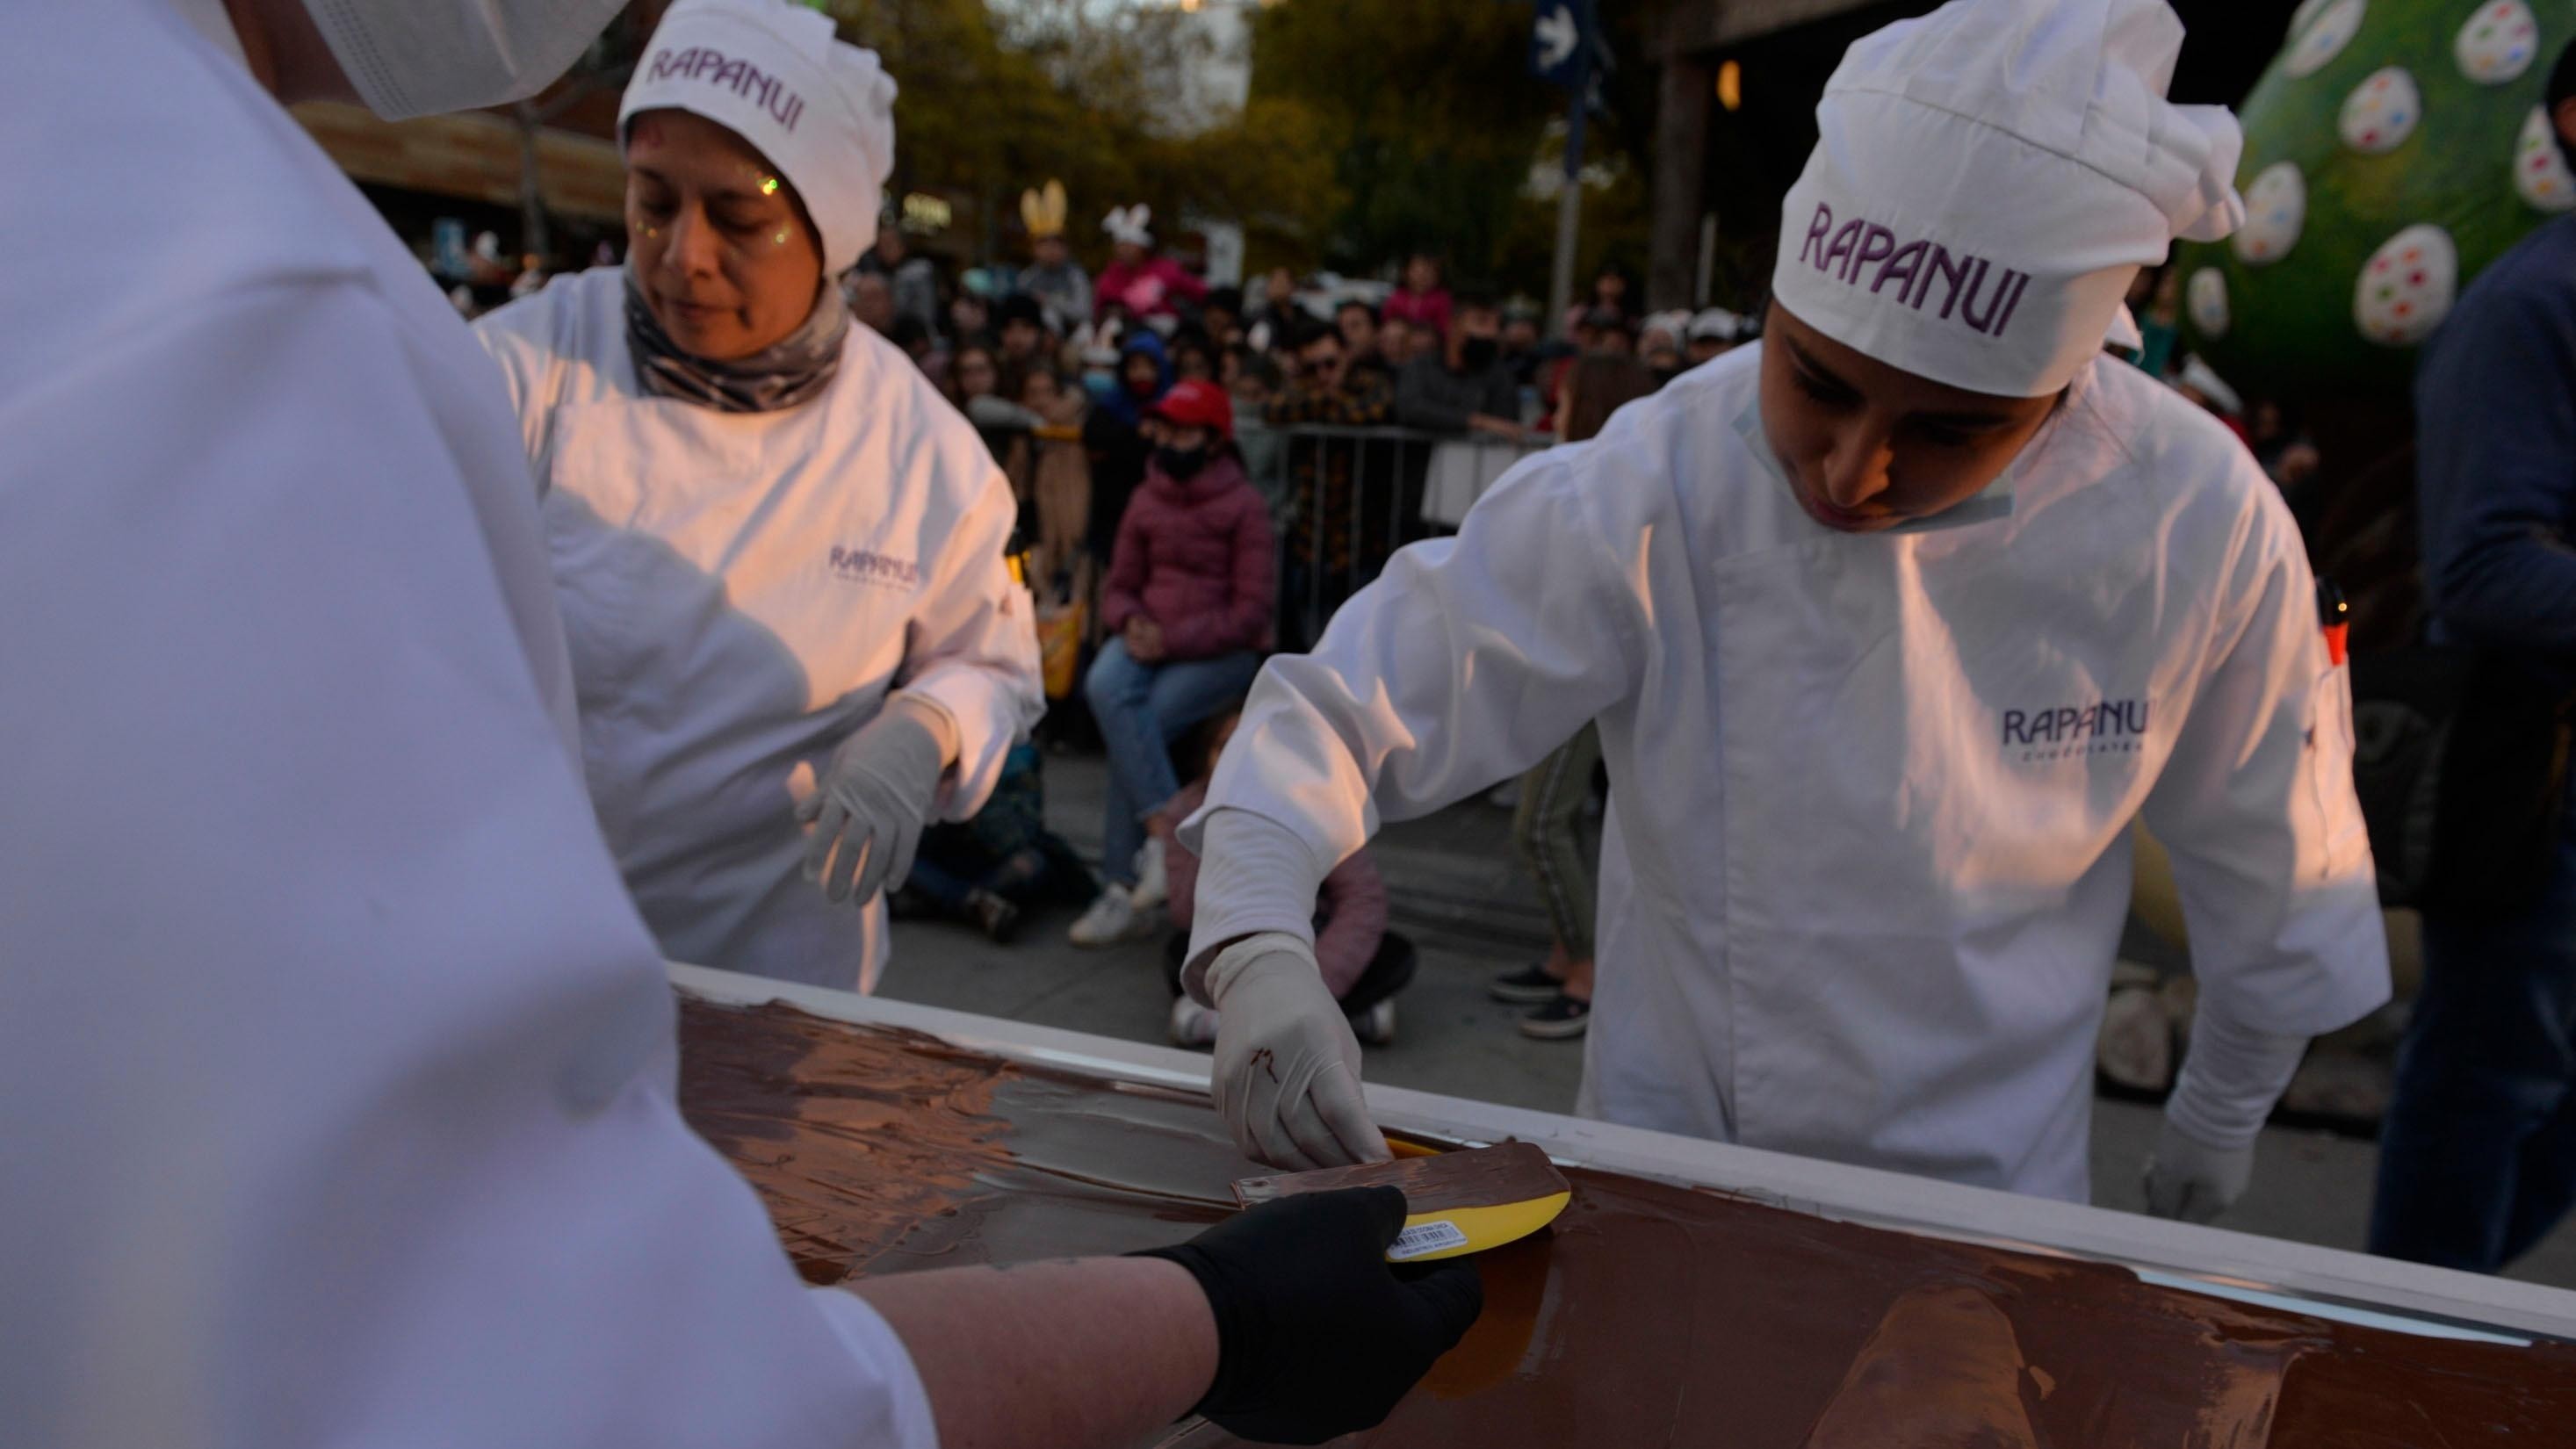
1, 3, 1474, 1445
476, 0, 1042, 992
1181, 0, 2392, 1220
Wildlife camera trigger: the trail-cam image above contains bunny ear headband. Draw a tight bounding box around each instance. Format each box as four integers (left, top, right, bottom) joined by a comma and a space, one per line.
1021, 179, 1068, 240
1102, 203, 1154, 248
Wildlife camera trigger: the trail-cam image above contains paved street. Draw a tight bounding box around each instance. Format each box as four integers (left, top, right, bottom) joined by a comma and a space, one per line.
878, 750, 2576, 1294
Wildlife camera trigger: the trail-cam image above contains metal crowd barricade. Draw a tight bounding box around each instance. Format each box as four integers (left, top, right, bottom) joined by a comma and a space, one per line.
1242, 422, 1548, 651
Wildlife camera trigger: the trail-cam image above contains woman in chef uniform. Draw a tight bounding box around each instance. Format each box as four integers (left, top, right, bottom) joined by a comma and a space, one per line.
1180, 0, 2392, 1219
478, 0, 1042, 991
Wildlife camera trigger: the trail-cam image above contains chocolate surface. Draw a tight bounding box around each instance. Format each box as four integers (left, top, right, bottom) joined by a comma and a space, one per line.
1232, 1143, 1568, 1214
676, 996, 2576, 1446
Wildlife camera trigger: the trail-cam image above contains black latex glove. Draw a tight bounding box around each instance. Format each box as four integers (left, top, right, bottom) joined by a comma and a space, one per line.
1134, 1186, 1484, 1445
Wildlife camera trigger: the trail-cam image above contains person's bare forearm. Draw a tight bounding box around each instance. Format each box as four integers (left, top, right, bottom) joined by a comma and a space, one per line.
849, 1258, 1216, 1449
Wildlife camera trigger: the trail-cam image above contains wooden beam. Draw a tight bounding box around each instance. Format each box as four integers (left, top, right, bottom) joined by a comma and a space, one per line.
292, 103, 627, 223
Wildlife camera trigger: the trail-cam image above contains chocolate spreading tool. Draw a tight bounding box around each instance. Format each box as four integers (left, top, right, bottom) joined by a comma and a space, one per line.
1230, 1140, 1571, 1263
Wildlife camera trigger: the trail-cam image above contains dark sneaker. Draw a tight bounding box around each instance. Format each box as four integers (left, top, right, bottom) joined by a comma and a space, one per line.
1519, 994, 1591, 1041
1489, 962, 1564, 1005
967, 890, 1021, 944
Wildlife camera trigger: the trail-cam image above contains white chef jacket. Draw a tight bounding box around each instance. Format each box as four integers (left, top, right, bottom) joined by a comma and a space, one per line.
0, 5, 935, 1446
1192, 346, 2391, 1200
477, 268, 1043, 992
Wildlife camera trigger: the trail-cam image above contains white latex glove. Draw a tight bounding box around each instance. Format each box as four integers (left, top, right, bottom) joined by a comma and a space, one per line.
798, 696, 954, 906
1207, 932, 1391, 1171
2141, 1117, 2255, 1225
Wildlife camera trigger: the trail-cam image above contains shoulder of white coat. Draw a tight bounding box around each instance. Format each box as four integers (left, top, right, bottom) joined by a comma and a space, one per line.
1542, 347, 1771, 561
2064, 357, 2296, 579
840, 325, 1008, 507
472, 268, 626, 408
0, 3, 386, 378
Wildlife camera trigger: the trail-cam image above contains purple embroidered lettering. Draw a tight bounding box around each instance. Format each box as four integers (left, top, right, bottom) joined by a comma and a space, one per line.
1800, 204, 1835, 266
1822, 220, 1863, 278
1959, 264, 2013, 334
1872, 239, 1927, 297
1849, 225, 1895, 285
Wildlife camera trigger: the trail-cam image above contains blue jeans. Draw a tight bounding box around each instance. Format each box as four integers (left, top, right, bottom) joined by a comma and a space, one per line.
2370, 818, 2576, 1272
1084, 640, 1261, 886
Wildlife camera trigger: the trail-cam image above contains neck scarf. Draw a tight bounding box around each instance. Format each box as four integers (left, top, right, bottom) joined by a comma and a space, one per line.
624, 269, 849, 414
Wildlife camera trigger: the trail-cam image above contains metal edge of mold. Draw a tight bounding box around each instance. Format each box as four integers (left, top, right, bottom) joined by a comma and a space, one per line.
668, 963, 2576, 1342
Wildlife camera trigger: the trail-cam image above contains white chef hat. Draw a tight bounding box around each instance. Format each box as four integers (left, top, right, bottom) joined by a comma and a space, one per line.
1770, 0, 2244, 398
619, 0, 898, 276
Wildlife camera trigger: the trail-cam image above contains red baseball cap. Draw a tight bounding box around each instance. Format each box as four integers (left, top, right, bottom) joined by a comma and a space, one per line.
1144, 378, 1234, 442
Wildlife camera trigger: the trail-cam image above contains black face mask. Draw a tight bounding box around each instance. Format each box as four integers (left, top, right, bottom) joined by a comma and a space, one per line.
1460, 336, 1501, 371
1157, 443, 1210, 480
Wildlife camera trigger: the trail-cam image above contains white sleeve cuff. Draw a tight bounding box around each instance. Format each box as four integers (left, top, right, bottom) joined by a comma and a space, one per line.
810, 1287, 942, 1449
1178, 808, 1326, 1005
2164, 1006, 2310, 1153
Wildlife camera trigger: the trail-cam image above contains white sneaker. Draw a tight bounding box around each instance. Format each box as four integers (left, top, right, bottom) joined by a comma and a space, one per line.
1069, 884, 1158, 948
1348, 998, 1396, 1048
1129, 837, 1170, 911
1168, 995, 1221, 1047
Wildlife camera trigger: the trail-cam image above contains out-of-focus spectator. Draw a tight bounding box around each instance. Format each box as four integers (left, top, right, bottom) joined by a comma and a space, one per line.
1022, 367, 1094, 602
2135, 266, 2181, 378
1579, 306, 1634, 357
2371, 84, 2576, 1270
1685, 307, 1746, 367
1170, 328, 1218, 384
1246, 265, 1301, 350
1561, 259, 1635, 335
949, 290, 993, 349
1203, 285, 1246, 349
1027, 240, 1093, 332
1396, 291, 1520, 438
1267, 320, 1397, 643
2173, 355, 2248, 443
1157, 712, 1412, 1049
888, 314, 946, 392
846, 270, 896, 335
997, 292, 1051, 371
1490, 352, 1660, 1041
1084, 329, 1173, 570
855, 220, 938, 330
1378, 316, 1418, 371
1069, 380, 1274, 948
955, 342, 1035, 503
1335, 298, 1384, 375
1639, 310, 1689, 382
1382, 251, 1453, 343
891, 743, 1095, 943
1501, 306, 1544, 386
1095, 204, 1207, 321
2248, 399, 2320, 493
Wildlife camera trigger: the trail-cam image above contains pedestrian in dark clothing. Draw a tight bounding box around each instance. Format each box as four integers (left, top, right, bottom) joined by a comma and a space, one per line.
1394, 292, 1521, 438
2370, 41, 2576, 1277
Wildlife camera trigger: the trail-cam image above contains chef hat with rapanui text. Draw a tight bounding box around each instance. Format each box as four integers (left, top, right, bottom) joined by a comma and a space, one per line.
619, 0, 898, 276
1770, 0, 2243, 399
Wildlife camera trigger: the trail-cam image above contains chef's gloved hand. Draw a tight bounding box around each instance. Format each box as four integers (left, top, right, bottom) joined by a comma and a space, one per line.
799, 696, 955, 907
2141, 1009, 2308, 1225
2141, 1117, 2255, 1225
1132, 1186, 1483, 1445
1208, 933, 1390, 1171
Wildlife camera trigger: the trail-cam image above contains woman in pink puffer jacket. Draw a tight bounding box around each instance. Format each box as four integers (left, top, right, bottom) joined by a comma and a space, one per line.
1068, 379, 1276, 947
